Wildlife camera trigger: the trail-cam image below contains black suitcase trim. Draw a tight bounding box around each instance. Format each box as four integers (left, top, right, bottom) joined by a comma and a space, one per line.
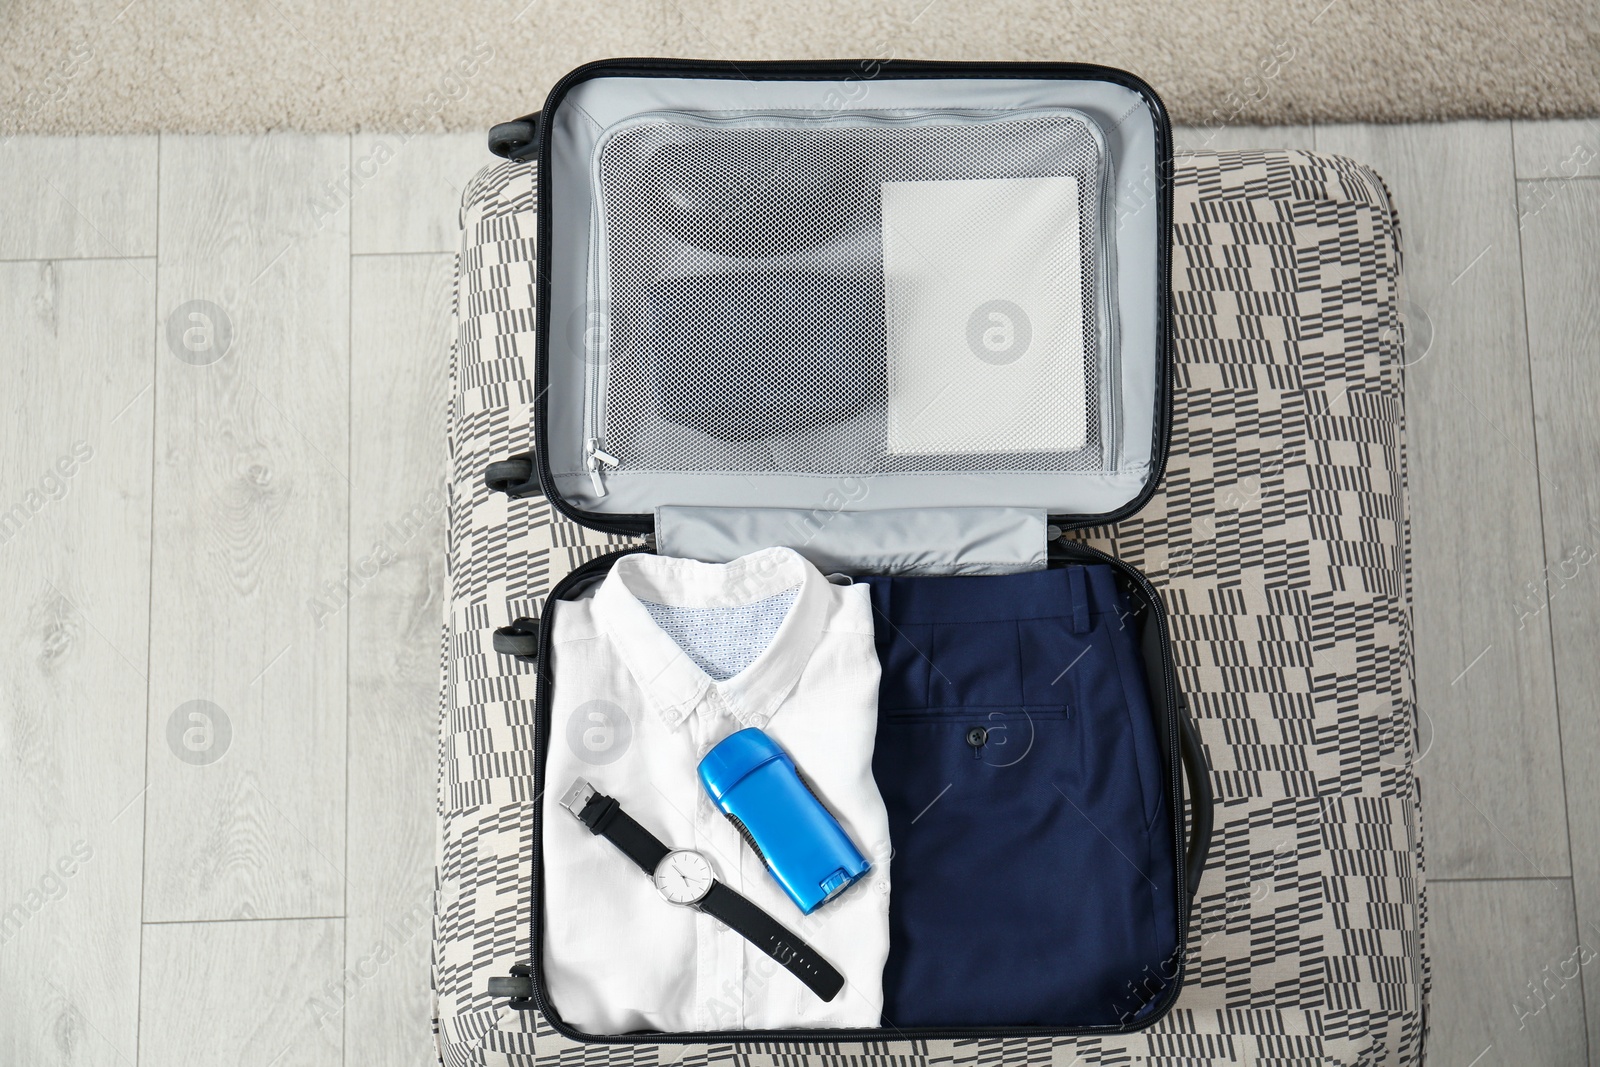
521, 543, 1215, 1045
527, 57, 1175, 539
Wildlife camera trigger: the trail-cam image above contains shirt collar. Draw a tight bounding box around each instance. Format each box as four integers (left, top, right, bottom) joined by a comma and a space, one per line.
590, 548, 829, 730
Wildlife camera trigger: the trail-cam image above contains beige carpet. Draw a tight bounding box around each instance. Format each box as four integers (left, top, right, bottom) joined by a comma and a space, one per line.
3, 0, 1598, 134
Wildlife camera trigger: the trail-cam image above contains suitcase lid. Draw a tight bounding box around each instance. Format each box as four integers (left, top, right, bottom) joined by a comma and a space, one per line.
530, 59, 1172, 541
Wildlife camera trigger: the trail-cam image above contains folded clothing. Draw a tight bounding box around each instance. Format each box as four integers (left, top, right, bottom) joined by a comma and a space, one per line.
863, 565, 1178, 1027
542, 548, 893, 1034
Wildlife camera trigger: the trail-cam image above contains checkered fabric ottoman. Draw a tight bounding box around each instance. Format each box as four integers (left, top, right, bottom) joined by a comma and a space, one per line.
434, 149, 1426, 1065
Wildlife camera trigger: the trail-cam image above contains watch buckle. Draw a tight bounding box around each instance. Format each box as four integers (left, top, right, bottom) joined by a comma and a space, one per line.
558, 778, 597, 819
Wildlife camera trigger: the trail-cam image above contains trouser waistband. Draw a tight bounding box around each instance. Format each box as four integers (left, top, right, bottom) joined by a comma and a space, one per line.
864, 565, 1127, 635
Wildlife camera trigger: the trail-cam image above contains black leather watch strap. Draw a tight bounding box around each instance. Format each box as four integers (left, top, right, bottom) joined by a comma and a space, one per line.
558, 778, 845, 1004
572, 791, 672, 875
697, 882, 845, 1002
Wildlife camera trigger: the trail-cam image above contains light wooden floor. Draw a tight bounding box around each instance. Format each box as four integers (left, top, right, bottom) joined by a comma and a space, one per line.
1, 120, 1597, 1065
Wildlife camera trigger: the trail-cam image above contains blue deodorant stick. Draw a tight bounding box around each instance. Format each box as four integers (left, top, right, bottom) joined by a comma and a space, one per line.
698, 728, 871, 914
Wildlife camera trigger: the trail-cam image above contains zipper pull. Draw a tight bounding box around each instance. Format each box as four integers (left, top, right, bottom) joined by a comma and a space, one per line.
586, 439, 619, 497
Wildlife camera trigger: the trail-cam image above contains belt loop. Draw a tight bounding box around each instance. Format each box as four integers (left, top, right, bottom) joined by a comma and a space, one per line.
866, 577, 894, 656
1068, 567, 1091, 634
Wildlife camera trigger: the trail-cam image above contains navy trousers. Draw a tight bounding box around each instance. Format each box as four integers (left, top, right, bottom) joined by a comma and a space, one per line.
864, 566, 1178, 1027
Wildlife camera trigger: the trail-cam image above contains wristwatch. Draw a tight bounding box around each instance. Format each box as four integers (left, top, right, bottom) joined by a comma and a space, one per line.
558, 777, 846, 1003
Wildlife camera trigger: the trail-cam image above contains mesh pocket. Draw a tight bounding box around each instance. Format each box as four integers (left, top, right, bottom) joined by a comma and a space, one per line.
591, 110, 1115, 477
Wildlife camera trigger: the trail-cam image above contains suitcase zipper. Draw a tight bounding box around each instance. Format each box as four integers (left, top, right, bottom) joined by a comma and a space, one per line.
585, 438, 619, 496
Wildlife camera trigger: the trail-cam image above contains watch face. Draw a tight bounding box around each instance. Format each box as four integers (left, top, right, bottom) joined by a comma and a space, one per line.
653, 849, 714, 905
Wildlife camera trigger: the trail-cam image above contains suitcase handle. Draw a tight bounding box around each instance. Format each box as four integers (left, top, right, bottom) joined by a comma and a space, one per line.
1176, 694, 1214, 904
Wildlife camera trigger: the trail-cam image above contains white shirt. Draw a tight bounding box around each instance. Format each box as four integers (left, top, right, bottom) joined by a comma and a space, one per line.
541, 547, 892, 1034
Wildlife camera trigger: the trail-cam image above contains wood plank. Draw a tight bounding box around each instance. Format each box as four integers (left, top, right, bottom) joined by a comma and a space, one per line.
342, 252, 452, 1066
139, 918, 343, 1066
1173, 123, 1316, 155
0, 136, 158, 259
0, 259, 153, 1067
349, 133, 490, 255
1428, 879, 1588, 1066
1514, 119, 1600, 237
1315, 122, 1568, 878
1518, 176, 1600, 1062
1512, 118, 1600, 180
144, 134, 351, 922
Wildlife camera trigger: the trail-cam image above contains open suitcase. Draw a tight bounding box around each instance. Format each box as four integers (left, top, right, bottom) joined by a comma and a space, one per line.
437, 59, 1427, 1066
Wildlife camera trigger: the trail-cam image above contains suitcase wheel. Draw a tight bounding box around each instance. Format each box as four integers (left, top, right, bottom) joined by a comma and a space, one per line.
488, 963, 535, 1007
493, 617, 541, 659
484, 453, 542, 499
488, 114, 542, 162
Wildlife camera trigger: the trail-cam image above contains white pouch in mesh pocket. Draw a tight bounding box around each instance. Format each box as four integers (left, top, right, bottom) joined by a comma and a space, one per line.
882, 174, 1088, 455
